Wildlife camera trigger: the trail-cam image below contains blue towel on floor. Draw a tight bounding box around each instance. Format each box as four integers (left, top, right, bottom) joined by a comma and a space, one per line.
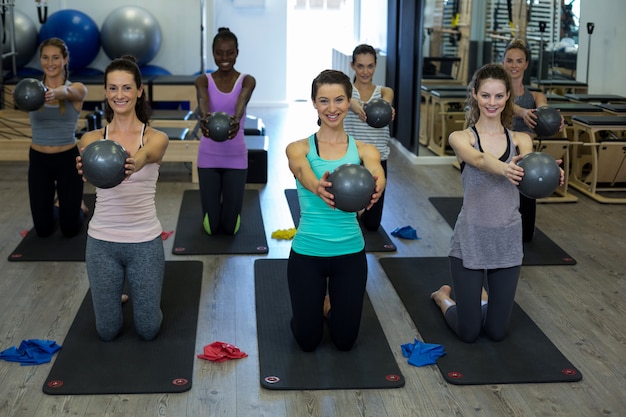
401, 338, 446, 366
0, 339, 62, 366
391, 226, 420, 240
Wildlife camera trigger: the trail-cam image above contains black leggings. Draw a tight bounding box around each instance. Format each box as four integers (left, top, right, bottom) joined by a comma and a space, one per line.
444, 256, 521, 343
519, 193, 536, 242
360, 159, 387, 232
287, 249, 367, 352
28, 147, 84, 237
198, 167, 247, 235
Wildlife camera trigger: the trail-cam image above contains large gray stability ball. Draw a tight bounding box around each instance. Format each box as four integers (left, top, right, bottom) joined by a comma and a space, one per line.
100, 6, 162, 66
1, 9, 38, 69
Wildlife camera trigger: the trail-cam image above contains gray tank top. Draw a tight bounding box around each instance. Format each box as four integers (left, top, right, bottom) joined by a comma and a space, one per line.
513, 88, 535, 133
449, 126, 523, 269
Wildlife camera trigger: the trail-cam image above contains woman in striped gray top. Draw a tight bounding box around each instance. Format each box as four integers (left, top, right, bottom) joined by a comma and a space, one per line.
343, 44, 395, 231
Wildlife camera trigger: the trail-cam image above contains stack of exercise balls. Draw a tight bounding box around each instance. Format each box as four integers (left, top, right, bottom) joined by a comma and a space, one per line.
7, 6, 166, 76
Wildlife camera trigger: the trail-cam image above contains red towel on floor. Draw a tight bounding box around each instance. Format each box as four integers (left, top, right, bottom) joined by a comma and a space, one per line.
198, 341, 247, 362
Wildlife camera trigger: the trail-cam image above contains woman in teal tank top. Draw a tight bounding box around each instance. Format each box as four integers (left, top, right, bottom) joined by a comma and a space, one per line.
285, 70, 386, 352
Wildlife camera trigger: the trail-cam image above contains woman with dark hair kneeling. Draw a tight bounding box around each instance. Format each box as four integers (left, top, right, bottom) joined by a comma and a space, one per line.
285, 69, 386, 352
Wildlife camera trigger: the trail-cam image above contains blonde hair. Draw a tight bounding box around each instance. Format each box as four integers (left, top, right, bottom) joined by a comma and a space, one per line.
504, 39, 530, 62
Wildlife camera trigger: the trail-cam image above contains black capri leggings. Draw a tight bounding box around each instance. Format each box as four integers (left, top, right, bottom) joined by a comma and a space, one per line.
444, 256, 521, 343
28, 146, 84, 237
360, 159, 387, 232
198, 167, 247, 235
287, 249, 367, 352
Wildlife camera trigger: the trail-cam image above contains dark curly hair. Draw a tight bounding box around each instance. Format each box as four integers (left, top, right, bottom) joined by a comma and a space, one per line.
212, 27, 239, 51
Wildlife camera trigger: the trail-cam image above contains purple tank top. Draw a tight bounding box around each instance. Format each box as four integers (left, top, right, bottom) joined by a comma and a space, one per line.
197, 73, 248, 169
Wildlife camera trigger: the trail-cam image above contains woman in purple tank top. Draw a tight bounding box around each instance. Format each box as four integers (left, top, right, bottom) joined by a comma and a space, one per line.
194, 28, 256, 235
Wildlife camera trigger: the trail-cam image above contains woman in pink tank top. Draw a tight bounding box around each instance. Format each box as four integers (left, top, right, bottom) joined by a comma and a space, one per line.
76, 56, 169, 342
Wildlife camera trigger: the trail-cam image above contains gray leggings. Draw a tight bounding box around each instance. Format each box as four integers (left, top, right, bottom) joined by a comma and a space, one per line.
86, 235, 165, 341
445, 256, 520, 343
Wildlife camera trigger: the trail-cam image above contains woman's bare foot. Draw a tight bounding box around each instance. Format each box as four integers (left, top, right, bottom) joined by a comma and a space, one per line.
121, 294, 129, 304
323, 294, 331, 318
430, 285, 456, 314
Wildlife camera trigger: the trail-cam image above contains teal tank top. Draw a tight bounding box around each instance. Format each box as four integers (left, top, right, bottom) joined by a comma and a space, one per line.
292, 134, 365, 257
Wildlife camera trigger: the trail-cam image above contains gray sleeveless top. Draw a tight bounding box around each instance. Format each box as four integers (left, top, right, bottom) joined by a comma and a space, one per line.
449, 126, 523, 269
513, 88, 535, 134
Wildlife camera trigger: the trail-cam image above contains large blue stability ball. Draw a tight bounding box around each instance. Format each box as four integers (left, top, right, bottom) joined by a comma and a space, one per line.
1, 9, 38, 70
101, 6, 162, 66
81, 140, 128, 189
517, 152, 560, 199
206, 112, 232, 142
38, 9, 100, 71
364, 99, 392, 128
533, 106, 561, 137
14, 78, 46, 111
140, 64, 171, 77
326, 164, 376, 212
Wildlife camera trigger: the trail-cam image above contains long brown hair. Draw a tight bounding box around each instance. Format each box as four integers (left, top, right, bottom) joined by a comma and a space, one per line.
465, 64, 515, 129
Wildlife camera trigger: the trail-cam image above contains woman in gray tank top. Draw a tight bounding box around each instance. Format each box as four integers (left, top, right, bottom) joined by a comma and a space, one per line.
503, 39, 565, 242
430, 64, 563, 343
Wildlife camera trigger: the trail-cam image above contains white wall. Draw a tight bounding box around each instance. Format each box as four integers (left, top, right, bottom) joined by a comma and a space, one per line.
211, 0, 287, 106
577, 0, 626, 95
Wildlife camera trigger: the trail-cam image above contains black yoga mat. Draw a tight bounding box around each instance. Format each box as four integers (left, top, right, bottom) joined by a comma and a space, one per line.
429, 197, 576, 266
379, 257, 582, 385
8, 194, 95, 262
254, 258, 404, 390
284, 189, 396, 252
43, 260, 203, 395
172, 189, 268, 255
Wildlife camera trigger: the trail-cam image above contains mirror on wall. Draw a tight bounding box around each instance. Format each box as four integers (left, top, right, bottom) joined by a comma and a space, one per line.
485, 0, 580, 82
422, 0, 469, 83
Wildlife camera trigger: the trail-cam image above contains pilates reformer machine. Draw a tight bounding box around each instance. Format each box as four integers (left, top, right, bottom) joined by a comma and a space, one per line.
569, 115, 626, 203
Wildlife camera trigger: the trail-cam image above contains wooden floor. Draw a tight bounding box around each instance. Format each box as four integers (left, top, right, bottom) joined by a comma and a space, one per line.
0, 102, 625, 417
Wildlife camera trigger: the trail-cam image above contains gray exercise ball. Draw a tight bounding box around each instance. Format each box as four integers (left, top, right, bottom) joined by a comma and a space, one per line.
2, 9, 38, 69
100, 6, 162, 66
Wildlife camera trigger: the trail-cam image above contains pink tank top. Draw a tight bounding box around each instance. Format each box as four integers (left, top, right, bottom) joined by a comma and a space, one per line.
88, 125, 162, 243
197, 73, 248, 169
